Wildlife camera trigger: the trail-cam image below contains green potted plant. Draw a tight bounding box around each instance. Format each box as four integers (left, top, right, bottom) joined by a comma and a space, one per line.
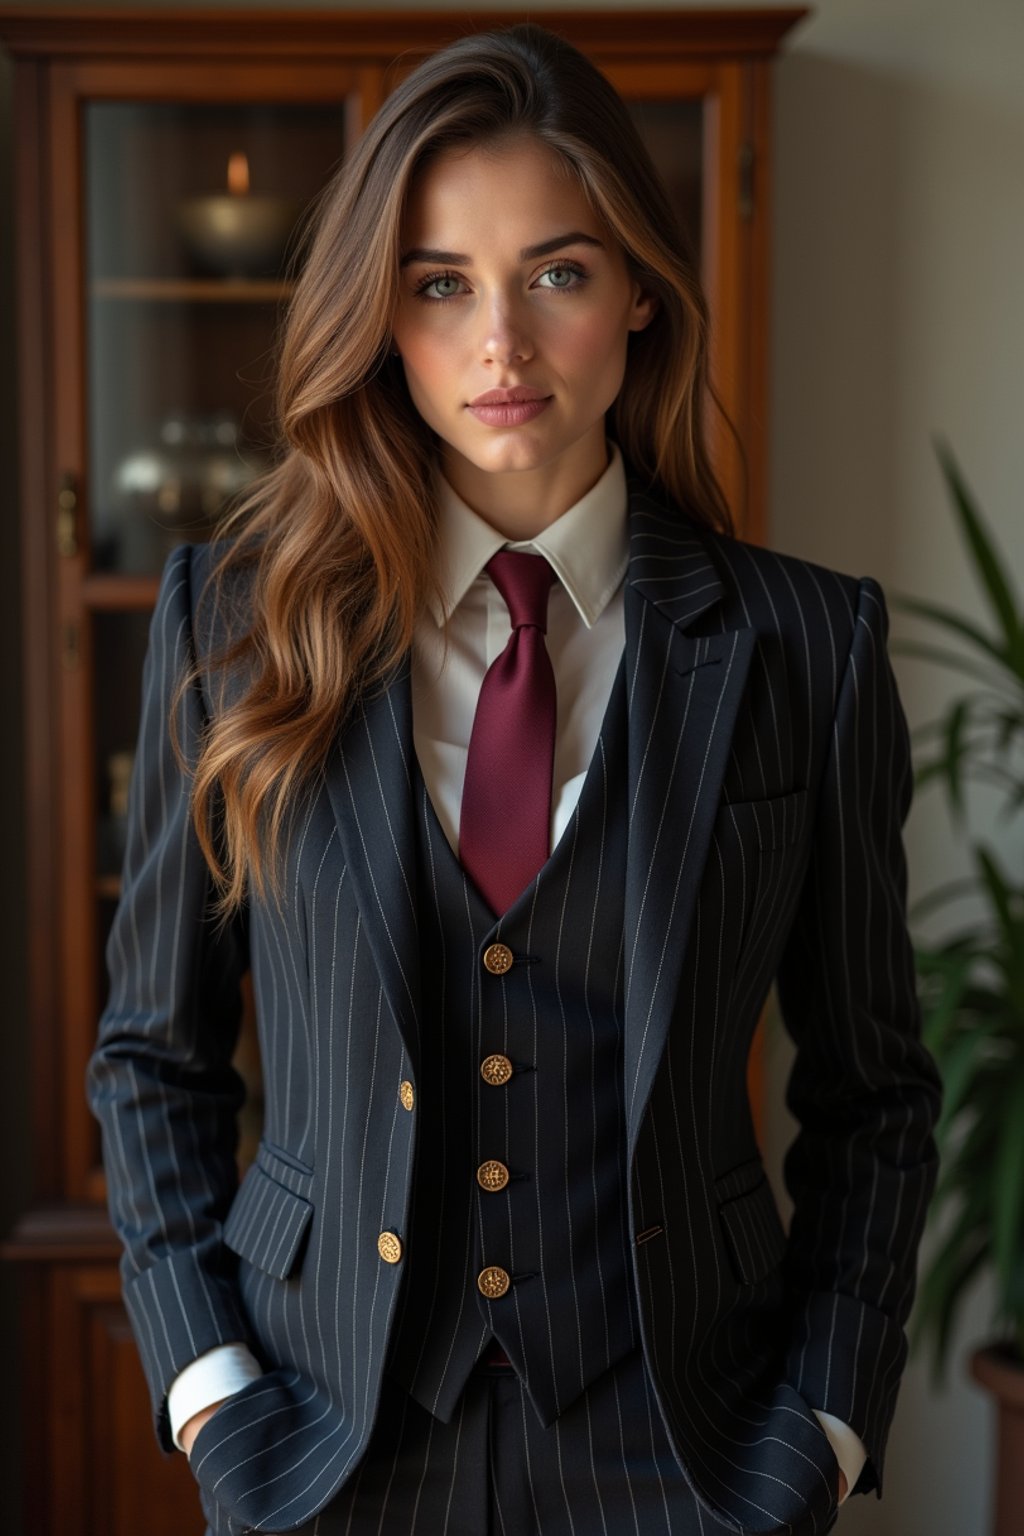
892, 440, 1024, 1536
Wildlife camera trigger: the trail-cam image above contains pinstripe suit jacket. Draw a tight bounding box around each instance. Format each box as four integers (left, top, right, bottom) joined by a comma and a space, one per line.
88, 481, 941, 1536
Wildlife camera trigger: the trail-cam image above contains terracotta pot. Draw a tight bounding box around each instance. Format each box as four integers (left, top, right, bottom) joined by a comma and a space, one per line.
970, 1342, 1024, 1535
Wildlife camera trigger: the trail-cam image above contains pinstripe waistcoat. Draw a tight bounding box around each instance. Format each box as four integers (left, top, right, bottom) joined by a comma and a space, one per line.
88, 477, 941, 1536
387, 652, 639, 1426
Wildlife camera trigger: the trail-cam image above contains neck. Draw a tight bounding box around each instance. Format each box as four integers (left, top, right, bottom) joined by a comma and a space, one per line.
439, 433, 610, 541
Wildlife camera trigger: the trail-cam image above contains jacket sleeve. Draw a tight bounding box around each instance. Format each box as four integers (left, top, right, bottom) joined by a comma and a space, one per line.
774, 574, 942, 1498
86, 542, 255, 1451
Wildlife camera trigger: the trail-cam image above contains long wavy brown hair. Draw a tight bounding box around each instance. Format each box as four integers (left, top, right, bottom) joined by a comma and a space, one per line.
187, 22, 737, 912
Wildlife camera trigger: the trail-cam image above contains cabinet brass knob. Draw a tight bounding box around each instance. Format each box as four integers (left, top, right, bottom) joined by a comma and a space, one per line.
56, 473, 78, 557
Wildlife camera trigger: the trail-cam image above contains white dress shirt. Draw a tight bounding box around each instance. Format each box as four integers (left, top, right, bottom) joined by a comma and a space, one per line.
168, 442, 866, 1501
411, 440, 630, 858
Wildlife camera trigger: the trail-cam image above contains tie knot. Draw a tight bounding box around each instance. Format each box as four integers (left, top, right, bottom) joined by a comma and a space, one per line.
485, 550, 556, 633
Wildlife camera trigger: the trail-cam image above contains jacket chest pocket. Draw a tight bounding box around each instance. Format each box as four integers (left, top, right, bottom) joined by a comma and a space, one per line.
223, 1140, 315, 1280
712, 788, 809, 958
717, 787, 808, 855
714, 1157, 788, 1286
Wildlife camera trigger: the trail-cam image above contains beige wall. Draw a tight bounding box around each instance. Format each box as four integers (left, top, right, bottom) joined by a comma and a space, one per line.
3, 3, 1021, 1531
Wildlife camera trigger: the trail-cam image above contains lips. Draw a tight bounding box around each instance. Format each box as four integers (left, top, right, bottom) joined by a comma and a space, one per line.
469, 387, 549, 407
467, 386, 552, 427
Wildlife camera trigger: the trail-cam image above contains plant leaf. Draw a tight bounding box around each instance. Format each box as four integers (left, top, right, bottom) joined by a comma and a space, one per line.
893, 594, 1007, 667
907, 439, 1024, 1369
934, 436, 1024, 672
943, 699, 971, 815
974, 846, 1016, 942
889, 637, 1013, 692
913, 1192, 988, 1381
933, 1031, 985, 1136
909, 876, 980, 923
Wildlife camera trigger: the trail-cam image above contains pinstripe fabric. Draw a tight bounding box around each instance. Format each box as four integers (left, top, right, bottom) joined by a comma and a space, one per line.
278, 1351, 721, 1536
88, 478, 940, 1536
388, 652, 638, 1427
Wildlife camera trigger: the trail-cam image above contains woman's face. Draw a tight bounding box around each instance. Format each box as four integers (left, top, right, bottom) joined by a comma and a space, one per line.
392, 134, 655, 524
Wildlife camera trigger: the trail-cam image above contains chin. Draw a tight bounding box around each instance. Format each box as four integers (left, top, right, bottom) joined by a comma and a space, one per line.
448, 440, 548, 477
482, 447, 552, 474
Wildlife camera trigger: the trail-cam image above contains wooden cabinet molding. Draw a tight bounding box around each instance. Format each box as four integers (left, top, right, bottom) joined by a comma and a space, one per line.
0, 7, 807, 60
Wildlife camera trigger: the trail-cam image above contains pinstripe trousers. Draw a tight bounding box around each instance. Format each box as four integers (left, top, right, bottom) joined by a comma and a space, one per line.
252, 1351, 723, 1536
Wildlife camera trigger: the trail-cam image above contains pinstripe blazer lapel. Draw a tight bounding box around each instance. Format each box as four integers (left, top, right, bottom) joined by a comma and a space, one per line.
622, 489, 756, 1156
324, 652, 422, 1076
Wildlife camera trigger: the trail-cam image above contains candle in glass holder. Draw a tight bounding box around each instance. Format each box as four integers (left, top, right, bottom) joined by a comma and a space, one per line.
227, 151, 250, 197
178, 150, 298, 277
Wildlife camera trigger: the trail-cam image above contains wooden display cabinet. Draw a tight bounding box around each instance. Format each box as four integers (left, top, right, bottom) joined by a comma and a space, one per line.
0, 9, 805, 1531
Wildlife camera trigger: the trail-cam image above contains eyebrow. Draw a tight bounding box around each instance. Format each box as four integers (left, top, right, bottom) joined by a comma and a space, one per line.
399, 231, 606, 269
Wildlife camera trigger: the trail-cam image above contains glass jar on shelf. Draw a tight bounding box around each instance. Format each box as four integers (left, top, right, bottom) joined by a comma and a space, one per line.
103, 410, 264, 573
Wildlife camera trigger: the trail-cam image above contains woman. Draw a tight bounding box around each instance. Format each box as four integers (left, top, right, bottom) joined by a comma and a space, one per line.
88, 23, 941, 1536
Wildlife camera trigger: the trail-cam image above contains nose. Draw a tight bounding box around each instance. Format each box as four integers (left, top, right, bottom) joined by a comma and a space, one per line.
480, 295, 534, 367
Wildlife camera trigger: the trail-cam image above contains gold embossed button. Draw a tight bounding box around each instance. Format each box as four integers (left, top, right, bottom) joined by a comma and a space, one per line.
480, 1053, 514, 1087
482, 942, 513, 975
477, 1159, 510, 1192
377, 1231, 403, 1265
477, 1265, 511, 1299
399, 1080, 415, 1112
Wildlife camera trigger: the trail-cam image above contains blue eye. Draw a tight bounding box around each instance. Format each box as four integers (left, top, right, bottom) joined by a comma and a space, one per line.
538, 263, 583, 289
415, 271, 464, 302
411, 260, 587, 302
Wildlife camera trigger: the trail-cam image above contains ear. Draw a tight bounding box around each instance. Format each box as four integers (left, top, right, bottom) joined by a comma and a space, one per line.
627, 282, 659, 333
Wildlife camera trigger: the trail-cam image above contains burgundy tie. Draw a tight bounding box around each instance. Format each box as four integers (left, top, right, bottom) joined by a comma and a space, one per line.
459, 549, 557, 916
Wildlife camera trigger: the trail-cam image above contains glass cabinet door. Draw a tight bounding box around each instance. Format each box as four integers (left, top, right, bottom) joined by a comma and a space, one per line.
628, 98, 704, 261
85, 101, 342, 576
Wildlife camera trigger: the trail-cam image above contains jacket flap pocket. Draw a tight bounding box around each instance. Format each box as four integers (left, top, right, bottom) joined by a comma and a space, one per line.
718, 789, 808, 851
256, 1137, 315, 1188
223, 1162, 313, 1280
715, 1160, 787, 1285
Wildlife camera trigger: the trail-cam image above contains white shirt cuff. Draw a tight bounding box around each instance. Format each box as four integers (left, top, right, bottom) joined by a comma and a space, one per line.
165, 1344, 867, 1494
167, 1343, 264, 1451
813, 1409, 868, 1503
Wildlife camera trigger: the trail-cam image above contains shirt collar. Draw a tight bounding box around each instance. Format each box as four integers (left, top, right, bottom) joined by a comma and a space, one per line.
426, 440, 629, 630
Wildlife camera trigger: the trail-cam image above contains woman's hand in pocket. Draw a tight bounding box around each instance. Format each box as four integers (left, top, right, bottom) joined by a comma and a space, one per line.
182, 1399, 230, 1459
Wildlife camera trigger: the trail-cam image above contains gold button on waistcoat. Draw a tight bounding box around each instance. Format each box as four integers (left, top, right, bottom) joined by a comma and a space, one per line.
476, 1159, 510, 1192
482, 942, 513, 975
477, 1265, 511, 1299
480, 1053, 514, 1087
399, 1080, 415, 1112
377, 1231, 403, 1265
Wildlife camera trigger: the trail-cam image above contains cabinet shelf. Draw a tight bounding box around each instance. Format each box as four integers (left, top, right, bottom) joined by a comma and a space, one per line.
92, 277, 292, 303
82, 573, 162, 610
